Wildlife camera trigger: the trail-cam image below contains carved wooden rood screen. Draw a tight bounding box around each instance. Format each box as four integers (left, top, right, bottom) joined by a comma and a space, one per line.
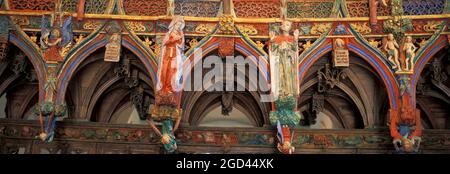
0, 0, 450, 154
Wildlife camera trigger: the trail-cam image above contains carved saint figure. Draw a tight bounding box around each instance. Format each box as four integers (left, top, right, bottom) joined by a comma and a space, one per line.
403, 36, 416, 72
384, 33, 401, 71
156, 15, 185, 103
269, 20, 299, 99
40, 15, 73, 62
148, 16, 185, 153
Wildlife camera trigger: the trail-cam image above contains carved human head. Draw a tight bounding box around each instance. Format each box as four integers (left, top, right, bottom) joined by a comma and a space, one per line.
161, 133, 172, 144
403, 138, 414, 152
170, 15, 185, 31
406, 36, 413, 43
280, 20, 292, 33
50, 28, 61, 40
335, 38, 345, 49
387, 33, 394, 40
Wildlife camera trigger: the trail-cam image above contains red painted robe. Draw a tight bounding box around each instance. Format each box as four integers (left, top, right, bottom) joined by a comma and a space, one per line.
44, 38, 63, 62
159, 31, 182, 94
271, 35, 295, 45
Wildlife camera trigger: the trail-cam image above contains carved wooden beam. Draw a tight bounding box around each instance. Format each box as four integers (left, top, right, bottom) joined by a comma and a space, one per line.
0, 10, 449, 23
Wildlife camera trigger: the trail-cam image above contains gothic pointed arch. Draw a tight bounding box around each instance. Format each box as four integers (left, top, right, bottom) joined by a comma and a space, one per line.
299, 51, 390, 129
56, 34, 158, 105
181, 50, 271, 127
415, 46, 450, 129
64, 47, 154, 123
0, 44, 39, 119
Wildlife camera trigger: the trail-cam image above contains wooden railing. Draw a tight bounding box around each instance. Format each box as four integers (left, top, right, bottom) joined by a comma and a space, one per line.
0, 119, 449, 154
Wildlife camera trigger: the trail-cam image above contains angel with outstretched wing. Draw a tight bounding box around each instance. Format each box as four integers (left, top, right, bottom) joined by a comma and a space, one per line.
61, 16, 73, 47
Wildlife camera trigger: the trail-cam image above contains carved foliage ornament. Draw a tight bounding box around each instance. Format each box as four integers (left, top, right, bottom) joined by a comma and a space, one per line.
218, 15, 235, 35
236, 25, 258, 36
422, 20, 444, 32
317, 63, 347, 93
83, 21, 101, 30
311, 93, 324, 114
430, 58, 448, 83
310, 23, 332, 35
350, 22, 372, 34
0, 39, 8, 62
126, 22, 146, 32
194, 24, 215, 34
221, 92, 233, 116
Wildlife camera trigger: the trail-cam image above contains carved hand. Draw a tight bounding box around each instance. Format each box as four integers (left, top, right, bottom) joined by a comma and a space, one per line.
293, 29, 300, 39
269, 31, 275, 41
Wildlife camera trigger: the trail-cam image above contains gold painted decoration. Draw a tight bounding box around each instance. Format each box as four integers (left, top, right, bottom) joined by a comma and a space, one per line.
310, 23, 332, 35
189, 38, 198, 48
30, 34, 38, 44
149, 105, 181, 121
152, 43, 161, 56
423, 21, 443, 32
11, 16, 30, 26
368, 38, 381, 48
75, 34, 85, 45
194, 24, 215, 34
143, 37, 153, 48
418, 38, 429, 48
350, 22, 372, 34
255, 41, 265, 50
236, 24, 258, 35
83, 21, 101, 30
218, 15, 235, 35
126, 21, 146, 32
59, 42, 72, 57
302, 40, 314, 50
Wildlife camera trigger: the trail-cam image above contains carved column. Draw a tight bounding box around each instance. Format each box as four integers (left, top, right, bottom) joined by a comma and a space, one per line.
77, 0, 85, 21
38, 0, 71, 142
280, 0, 288, 19
369, 0, 379, 30
223, 0, 232, 15
389, 79, 422, 153
380, 0, 422, 153
167, 0, 175, 16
